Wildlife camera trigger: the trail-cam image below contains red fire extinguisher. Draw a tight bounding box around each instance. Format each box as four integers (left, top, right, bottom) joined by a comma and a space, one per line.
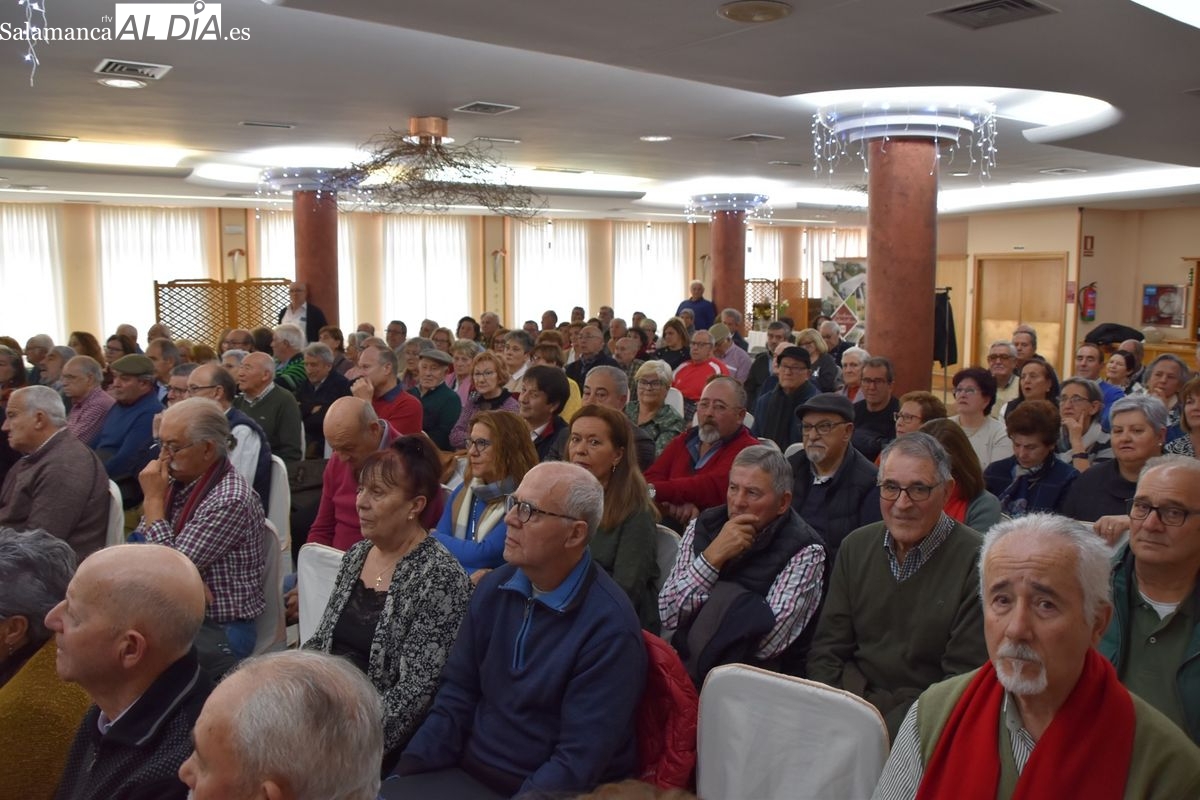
1080, 282, 1097, 322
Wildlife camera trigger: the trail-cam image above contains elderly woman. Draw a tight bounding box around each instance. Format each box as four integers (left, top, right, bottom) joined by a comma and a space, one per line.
431, 327, 455, 354
567, 405, 660, 633
921, 419, 1002, 532
984, 400, 1078, 517
221, 348, 248, 375
1058, 377, 1112, 471
626, 360, 685, 457
0, 528, 90, 800
1145, 353, 1191, 427
1000, 357, 1060, 418
894, 391, 947, 438
318, 325, 352, 376
838, 346, 869, 404
449, 339, 483, 405
654, 317, 691, 371
1060, 394, 1167, 542
304, 437, 470, 756
1164, 376, 1200, 457
448, 351, 518, 450
794, 327, 841, 393
949, 367, 1009, 468
456, 316, 481, 342
435, 410, 538, 580
1102, 349, 1139, 395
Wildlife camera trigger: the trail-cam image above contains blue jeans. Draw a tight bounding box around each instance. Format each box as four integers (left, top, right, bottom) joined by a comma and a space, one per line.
223, 618, 256, 659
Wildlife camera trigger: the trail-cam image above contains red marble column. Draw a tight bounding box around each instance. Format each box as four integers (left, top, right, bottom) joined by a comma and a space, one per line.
710, 210, 746, 323
866, 138, 938, 397
292, 189, 339, 326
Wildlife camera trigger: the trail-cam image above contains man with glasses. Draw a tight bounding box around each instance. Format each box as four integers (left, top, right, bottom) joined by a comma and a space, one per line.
807, 433, 987, 739
188, 363, 273, 513
390, 462, 645, 798
751, 345, 816, 451
62, 355, 115, 446
645, 377, 758, 527
1100, 455, 1200, 744
221, 328, 255, 354
986, 341, 1019, 418
565, 324, 617, 386
671, 330, 730, 414
853, 356, 902, 462
787, 394, 882, 562
276, 281, 327, 344
385, 320, 407, 350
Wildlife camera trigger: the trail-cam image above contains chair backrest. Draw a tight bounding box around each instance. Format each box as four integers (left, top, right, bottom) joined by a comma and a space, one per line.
106, 480, 124, 547
654, 524, 681, 597
266, 455, 292, 570
784, 441, 804, 458
665, 387, 685, 417
296, 542, 346, 644
253, 519, 286, 655
696, 664, 889, 800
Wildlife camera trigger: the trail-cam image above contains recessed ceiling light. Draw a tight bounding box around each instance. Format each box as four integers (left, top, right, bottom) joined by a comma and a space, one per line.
640, 135, 672, 142
768, 160, 805, 167
98, 78, 146, 89
718, 0, 792, 23
1039, 167, 1088, 175
951, 171, 971, 177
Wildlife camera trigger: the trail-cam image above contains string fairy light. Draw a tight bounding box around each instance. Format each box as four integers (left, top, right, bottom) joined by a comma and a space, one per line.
18, 0, 48, 85
685, 193, 772, 225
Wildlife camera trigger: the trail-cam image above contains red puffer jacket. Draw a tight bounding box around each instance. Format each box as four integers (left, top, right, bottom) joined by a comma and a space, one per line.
636, 631, 698, 790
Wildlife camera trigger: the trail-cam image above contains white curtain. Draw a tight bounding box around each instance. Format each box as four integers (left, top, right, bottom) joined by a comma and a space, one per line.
97, 207, 211, 337
383, 215, 470, 328
745, 225, 784, 280
512, 219, 589, 325
613, 222, 686, 324
0, 204, 64, 342
803, 227, 868, 288
258, 210, 296, 281
338, 214, 356, 328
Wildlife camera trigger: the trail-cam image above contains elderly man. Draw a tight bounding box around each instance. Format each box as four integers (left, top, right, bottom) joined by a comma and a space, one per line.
62, 355, 115, 446
276, 281, 328, 344
270, 323, 308, 394
351, 340, 423, 435
385, 320, 407, 350
1012, 324, 1040, 366
787, 393, 882, 561
390, 462, 645, 798
872, 514, 1200, 799
565, 324, 618, 385
134, 398, 267, 659
1100, 456, 1200, 744
48, 544, 210, 800
93, 354, 162, 509
853, 356, 901, 462
745, 320, 791, 409
711, 322, 752, 383
165, 363, 197, 407
677, 280, 717, 331
24, 333, 53, 384
115, 323, 140, 351
672, 329, 730, 408
146, 338, 181, 404
645, 377, 758, 526
180, 651, 382, 800
296, 342, 352, 457
807, 433, 987, 738
751, 345, 816, 451
479, 311, 502, 349
410, 349, 461, 451
660, 445, 827, 681
612, 335, 644, 383
234, 352, 303, 463
987, 341, 1020, 418
720, 307, 749, 352
1075, 341, 1124, 420
40, 345, 75, 393
187, 363, 273, 511
0, 386, 109, 561
147, 323, 173, 343
221, 329, 255, 354
574, 365, 655, 470
819, 320, 852, 365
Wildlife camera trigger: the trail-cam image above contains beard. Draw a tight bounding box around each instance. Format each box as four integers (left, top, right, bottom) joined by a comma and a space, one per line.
698, 423, 721, 444
993, 642, 1047, 696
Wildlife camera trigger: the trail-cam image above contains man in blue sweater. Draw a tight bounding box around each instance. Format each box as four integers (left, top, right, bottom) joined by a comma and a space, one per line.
92, 354, 162, 510
387, 462, 646, 799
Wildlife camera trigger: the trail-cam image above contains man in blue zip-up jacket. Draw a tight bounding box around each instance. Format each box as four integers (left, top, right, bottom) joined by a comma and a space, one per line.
388, 462, 647, 799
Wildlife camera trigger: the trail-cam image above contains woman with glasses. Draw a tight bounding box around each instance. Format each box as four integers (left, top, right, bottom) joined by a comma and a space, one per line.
448, 339, 483, 407
921, 418, 1002, 532
894, 391, 947, 438
103, 333, 138, 366
948, 367, 1008, 469
430, 326, 455, 355
1058, 377, 1112, 471
999, 357, 1060, 419
448, 351, 518, 451
654, 317, 691, 371
795, 328, 841, 393
626, 360, 684, 457
1164, 376, 1200, 458
838, 346, 869, 404
434, 410, 538, 581
983, 400, 1078, 517
305, 438, 471, 762
1061, 394, 1168, 542
566, 405, 660, 632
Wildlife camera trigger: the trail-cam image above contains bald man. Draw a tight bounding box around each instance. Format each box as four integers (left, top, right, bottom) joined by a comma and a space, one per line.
233, 351, 303, 463
48, 544, 210, 800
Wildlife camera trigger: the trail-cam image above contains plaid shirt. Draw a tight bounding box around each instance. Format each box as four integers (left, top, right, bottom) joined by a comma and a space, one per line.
883, 513, 955, 582
138, 462, 266, 623
67, 386, 116, 446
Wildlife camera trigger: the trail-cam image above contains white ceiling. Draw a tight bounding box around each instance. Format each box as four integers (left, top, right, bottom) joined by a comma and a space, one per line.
1, 0, 1199, 221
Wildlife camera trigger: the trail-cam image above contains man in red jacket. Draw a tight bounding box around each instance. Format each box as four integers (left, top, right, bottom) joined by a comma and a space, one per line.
645, 376, 756, 527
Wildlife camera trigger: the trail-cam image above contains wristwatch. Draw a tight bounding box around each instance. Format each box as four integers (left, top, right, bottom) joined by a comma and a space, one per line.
647, 484, 656, 499
1071, 452, 1088, 460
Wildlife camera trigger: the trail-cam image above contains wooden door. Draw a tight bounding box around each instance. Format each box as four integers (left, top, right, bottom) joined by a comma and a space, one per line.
975, 255, 1067, 371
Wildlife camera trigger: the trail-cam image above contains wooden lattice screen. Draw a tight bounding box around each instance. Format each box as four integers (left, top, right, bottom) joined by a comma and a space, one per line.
744, 277, 810, 330
154, 278, 292, 347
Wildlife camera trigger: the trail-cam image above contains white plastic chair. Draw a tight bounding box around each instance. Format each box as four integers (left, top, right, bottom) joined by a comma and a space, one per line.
297, 542, 346, 644
267, 455, 293, 571
653, 524, 681, 596
106, 480, 125, 547
665, 387, 685, 417
784, 442, 805, 458
253, 519, 287, 655
697, 664, 890, 800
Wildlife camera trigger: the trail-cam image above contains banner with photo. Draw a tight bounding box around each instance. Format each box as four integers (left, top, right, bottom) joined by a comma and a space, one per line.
821, 259, 867, 343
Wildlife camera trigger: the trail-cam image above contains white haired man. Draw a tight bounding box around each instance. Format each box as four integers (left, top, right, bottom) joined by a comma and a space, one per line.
271, 323, 308, 394
277, 281, 328, 344
63, 354, 115, 446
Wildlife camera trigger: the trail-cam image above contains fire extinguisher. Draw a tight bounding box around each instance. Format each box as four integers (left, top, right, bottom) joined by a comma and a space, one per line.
1080, 282, 1097, 322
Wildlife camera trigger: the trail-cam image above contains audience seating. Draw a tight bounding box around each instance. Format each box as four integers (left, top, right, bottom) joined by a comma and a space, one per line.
105, 480, 124, 547
784, 442, 804, 458
253, 519, 287, 655
267, 454, 293, 570
666, 387, 685, 417
696, 664, 889, 800
296, 542, 345, 643
654, 524, 681, 597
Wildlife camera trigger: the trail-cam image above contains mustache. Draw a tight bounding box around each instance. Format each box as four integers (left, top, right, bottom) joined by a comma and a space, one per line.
996, 642, 1042, 664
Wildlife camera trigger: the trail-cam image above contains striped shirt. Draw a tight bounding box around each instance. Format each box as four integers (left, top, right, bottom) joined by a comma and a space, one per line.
883, 513, 956, 582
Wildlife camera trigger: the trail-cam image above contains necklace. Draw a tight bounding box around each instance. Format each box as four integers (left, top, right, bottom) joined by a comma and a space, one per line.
368, 531, 425, 589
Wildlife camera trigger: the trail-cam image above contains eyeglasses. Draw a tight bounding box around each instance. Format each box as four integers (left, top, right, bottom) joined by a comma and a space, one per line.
465, 437, 492, 452
637, 379, 663, 389
801, 420, 848, 436
861, 377, 891, 387
987, 354, 1014, 362
158, 440, 201, 456
166, 386, 188, 397
472, 370, 497, 380
952, 386, 979, 397
186, 384, 219, 395
504, 495, 582, 524
878, 481, 938, 502
1129, 500, 1196, 527
893, 412, 923, 425
691, 341, 713, 349
1059, 395, 1092, 406
777, 363, 808, 374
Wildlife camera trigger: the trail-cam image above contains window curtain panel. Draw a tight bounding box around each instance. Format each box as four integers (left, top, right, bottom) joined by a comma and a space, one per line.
613, 221, 686, 324
745, 225, 783, 280
257, 210, 357, 328
512, 219, 588, 326
802, 227, 867, 290
0, 204, 64, 342
383, 215, 470, 328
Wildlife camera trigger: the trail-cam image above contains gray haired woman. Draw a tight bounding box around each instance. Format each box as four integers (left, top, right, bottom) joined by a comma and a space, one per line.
626, 360, 685, 457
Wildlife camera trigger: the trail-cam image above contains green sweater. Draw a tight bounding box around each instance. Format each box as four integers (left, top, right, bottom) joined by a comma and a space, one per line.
806, 519, 987, 738
589, 507, 660, 634
233, 386, 303, 463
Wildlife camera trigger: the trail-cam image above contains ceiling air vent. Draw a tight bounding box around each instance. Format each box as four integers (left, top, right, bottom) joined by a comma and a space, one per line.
240, 120, 296, 129
0, 131, 74, 143
454, 101, 520, 115
930, 0, 1057, 30
94, 59, 173, 80
729, 133, 784, 143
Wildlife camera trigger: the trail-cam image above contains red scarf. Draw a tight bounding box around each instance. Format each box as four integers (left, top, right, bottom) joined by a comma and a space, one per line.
942, 484, 969, 523
916, 649, 1134, 800
167, 457, 233, 535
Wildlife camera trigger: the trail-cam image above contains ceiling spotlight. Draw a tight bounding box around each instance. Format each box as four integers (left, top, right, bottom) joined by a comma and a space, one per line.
1039, 167, 1088, 175
951, 171, 971, 177
640, 135, 672, 142
98, 78, 146, 89
718, 0, 792, 24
